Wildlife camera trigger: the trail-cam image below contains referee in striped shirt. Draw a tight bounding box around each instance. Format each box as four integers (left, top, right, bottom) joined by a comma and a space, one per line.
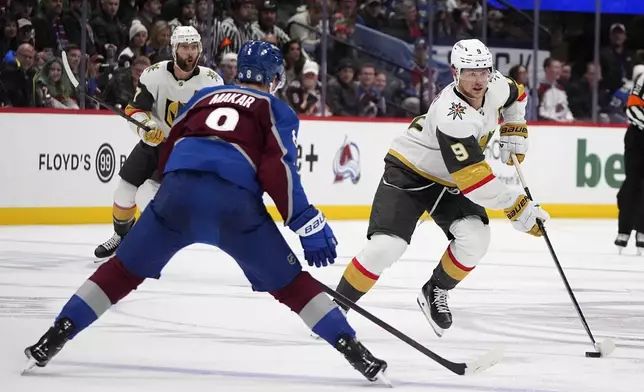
615, 65, 644, 251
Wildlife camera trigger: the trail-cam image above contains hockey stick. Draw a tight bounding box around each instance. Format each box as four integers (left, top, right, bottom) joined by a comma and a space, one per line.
510, 153, 616, 358
61, 51, 151, 131
317, 282, 503, 375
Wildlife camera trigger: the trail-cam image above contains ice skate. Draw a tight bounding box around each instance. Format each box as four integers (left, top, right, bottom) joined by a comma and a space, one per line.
94, 218, 135, 261
417, 280, 452, 337
614, 233, 630, 255
636, 233, 644, 256
94, 232, 123, 261
22, 318, 75, 374
335, 334, 390, 386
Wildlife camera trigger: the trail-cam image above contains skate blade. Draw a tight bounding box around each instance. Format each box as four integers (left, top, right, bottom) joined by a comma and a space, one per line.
463, 347, 504, 375
94, 257, 109, 264
416, 296, 445, 338
21, 348, 40, 375
374, 367, 392, 387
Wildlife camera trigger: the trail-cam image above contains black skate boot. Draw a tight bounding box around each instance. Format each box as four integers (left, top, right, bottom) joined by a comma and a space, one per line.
614, 233, 630, 255
22, 317, 75, 374
335, 334, 389, 385
94, 218, 135, 260
417, 279, 452, 337
636, 233, 644, 256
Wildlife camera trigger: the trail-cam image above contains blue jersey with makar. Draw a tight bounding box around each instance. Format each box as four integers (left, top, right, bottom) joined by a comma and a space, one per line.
159, 84, 310, 225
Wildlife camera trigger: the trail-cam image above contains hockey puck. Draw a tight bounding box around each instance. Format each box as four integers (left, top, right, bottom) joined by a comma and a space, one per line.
585, 351, 602, 358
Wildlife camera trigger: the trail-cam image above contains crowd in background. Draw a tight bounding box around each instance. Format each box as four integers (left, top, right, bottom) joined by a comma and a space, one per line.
0, 0, 643, 122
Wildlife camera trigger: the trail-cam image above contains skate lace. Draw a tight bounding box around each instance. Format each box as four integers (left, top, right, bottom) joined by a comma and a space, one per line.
101, 234, 121, 250
432, 287, 450, 313
618, 234, 630, 242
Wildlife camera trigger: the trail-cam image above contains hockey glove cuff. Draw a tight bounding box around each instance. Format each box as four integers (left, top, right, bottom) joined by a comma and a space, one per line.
289, 206, 338, 268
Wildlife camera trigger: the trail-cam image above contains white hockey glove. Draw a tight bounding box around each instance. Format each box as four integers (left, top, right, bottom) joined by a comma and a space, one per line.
504, 195, 550, 237
137, 119, 165, 147
499, 122, 528, 165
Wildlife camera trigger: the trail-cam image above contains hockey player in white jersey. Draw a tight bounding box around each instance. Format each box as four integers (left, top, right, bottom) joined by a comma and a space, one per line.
94, 26, 224, 259
333, 39, 550, 337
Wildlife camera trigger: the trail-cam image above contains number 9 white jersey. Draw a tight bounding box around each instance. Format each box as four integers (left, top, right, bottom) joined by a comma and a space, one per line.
125, 60, 224, 137
388, 70, 528, 210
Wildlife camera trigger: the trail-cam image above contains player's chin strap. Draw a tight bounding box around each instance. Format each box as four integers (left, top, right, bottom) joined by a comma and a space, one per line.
61, 51, 152, 132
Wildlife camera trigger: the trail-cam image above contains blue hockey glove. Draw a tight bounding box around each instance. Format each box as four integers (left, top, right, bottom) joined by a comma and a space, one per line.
288, 206, 338, 268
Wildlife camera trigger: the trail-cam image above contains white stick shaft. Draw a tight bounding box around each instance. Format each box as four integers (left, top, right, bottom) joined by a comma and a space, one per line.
511, 153, 529, 189
61, 51, 80, 88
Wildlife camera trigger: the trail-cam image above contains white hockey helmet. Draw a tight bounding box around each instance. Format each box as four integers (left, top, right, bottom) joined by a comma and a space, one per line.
171, 26, 203, 65
450, 39, 494, 81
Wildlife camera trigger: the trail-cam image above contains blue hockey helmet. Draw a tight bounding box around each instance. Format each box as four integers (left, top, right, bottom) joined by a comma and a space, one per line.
237, 40, 285, 93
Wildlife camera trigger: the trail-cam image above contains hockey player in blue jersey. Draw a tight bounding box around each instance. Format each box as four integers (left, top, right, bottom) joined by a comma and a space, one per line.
22, 41, 389, 383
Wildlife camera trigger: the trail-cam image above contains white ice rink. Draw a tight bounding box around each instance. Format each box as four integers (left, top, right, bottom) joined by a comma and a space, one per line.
1, 219, 643, 391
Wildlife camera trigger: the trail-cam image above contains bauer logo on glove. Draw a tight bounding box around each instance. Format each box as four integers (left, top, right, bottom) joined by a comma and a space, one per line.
499, 122, 528, 166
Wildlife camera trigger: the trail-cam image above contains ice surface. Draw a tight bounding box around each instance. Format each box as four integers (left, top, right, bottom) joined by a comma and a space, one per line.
1, 219, 643, 391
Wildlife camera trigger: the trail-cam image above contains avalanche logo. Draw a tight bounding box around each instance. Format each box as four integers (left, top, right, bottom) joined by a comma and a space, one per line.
333, 136, 361, 184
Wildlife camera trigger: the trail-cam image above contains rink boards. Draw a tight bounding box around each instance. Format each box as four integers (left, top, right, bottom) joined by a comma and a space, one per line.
0, 109, 627, 225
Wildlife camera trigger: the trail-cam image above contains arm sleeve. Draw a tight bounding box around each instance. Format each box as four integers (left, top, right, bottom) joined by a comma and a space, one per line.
436, 121, 518, 210
258, 103, 311, 225
501, 77, 528, 123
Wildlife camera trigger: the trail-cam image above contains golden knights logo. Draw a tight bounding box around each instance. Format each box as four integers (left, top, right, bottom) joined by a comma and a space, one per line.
164, 99, 186, 127
447, 102, 466, 120
333, 136, 361, 184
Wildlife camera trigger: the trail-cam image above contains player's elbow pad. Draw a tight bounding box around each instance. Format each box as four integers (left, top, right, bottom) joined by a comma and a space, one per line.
452, 162, 518, 210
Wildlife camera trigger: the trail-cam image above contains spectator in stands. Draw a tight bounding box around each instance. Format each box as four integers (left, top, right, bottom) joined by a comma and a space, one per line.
567, 61, 611, 121
16, 18, 35, 47
486, 10, 509, 40
62, 0, 97, 54
32, 0, 67, 51
36, 49, 51, 66
447, 0, 482, 39
0, 42, 36, 107
216, 0, 255, 58
11, 0, 35, 20
147, 20, 172, 63
357, 63, 386, 117
287, 1, 322, 54
252, 0, 290, 48
118, 20, 148, 61
601, 23, 633, 95
559, 62, 572, 86
0, 14, 18, 59
357, 0, 387, 30
34, 57, 79, 109
538, 57, 574, 122
168, 0, 197, 33
284, 59, 330, 116
91, 0, 127, 57
508, 64, 533, 120
283, 39, 305, 86
217, 52, 236, 85
133, 0, 162, 33
384, 0, 424, 43
327, 57, 359, 116
65, 44, 82, 76
337, 0, 358, 25
101, 55, 150, 108
317, 14, 357, 77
